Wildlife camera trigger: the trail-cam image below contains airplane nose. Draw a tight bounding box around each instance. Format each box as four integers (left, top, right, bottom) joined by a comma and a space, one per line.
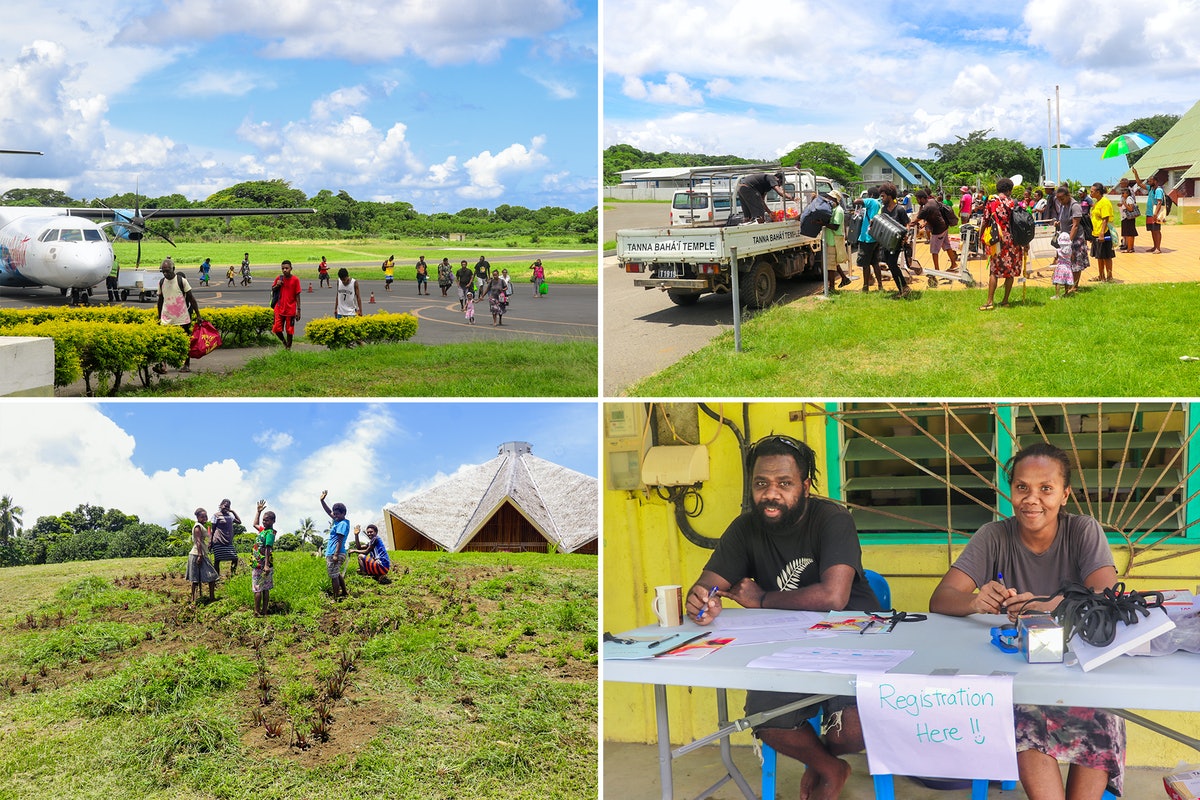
57, 243, 114, 288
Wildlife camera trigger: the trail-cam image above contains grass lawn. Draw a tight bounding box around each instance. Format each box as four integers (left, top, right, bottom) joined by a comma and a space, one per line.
131, 340, 598, 397
0, 551, 597, 800
629, 282, 1200, 396
118, 239, 598, 284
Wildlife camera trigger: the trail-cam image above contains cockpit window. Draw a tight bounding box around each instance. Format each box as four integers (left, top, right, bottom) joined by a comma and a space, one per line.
39, 229, 59, 242
60, 229, 84, 241
83, 229, 103, 241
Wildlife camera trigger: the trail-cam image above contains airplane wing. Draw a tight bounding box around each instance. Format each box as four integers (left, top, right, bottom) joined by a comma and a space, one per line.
63, 207, 315, 220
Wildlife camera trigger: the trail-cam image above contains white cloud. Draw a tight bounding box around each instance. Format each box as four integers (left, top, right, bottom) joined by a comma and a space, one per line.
273, 405, 401, 530
116, 0, 579, 66
458, 137, 549, 200
253, 430, 295, 452
0, 405, 246, 527
622, 73, 702, 106
181, 70, 269, 97
311, 86, 371, 120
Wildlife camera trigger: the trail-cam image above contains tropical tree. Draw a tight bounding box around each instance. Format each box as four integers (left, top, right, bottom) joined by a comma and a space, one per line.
297, 516, 320, 548
1094, 114, 1180, 149
0, 494, 23, 546
778, 141, 861, 187
170, 514, 197, 548
927, 130, 1041, 184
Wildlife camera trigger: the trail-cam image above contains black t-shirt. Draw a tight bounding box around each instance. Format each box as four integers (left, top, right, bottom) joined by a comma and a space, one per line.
741, 172, 781, 195
704, 497, 878, 611
916, 199, 948, 235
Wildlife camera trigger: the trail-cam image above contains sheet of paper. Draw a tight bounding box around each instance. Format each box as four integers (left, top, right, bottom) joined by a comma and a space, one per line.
857, 673, 1018, 781
658, 636, 734, 660
708, 610, 827, 631
720, 625, 837, 647
746, 646, 913, 673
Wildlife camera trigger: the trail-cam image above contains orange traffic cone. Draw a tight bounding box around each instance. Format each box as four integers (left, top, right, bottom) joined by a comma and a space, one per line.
307, 282, 313, 293
368, 292, 375, 304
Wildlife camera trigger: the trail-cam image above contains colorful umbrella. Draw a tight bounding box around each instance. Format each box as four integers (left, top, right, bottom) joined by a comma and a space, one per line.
1102, 132, 1156, 159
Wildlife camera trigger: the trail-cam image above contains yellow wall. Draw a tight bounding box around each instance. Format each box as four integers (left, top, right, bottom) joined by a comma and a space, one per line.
602, 402, 1200, 766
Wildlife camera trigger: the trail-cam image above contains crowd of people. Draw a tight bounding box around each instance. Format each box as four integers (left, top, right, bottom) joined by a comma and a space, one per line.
186, 492, 392, 613
686, 435, 1126, 800
821, 169, 1170, 307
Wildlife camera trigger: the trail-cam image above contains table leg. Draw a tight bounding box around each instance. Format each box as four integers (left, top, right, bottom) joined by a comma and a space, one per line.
655, 683, 673, 800
715, 688, 758, 800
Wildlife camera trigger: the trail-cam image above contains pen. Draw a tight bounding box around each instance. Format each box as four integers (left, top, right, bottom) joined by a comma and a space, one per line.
696, 586, 720, 620
996, 571, 1005, 586
859, 619, 875, 635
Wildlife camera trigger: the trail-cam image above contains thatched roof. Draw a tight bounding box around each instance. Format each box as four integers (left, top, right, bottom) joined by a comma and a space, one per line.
383, 442, 597, 552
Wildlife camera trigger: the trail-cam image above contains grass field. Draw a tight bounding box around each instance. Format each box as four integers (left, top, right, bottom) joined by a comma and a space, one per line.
130, 340, 598, 397
0, 551, 597, 800
118, 239, 598, 285
629, 281, 1200, 397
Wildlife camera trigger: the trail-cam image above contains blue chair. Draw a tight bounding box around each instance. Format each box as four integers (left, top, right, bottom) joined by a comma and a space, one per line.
865, 568, 890, 610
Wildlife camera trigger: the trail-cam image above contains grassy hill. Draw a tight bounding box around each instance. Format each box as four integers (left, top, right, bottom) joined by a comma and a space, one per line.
0, 551, 597, 799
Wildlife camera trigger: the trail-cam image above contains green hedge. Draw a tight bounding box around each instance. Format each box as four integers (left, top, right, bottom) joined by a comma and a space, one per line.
304, 312, 419, 348
0, 321, 190, 394
202, 306, 275, 346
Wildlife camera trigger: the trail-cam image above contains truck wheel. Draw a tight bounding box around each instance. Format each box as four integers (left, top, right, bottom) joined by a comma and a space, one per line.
738, 260, 776, 308
667, 290, 702, 306
121, 290, 129, 301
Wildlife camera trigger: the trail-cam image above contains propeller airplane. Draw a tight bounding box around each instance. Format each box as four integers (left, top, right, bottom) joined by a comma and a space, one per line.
1, 150, 314, 303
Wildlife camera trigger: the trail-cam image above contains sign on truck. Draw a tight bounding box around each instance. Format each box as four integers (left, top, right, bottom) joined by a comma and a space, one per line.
618, 218, 823, 308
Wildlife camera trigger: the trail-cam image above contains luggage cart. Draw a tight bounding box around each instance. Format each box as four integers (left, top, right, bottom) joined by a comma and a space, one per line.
901, 228, 976, 289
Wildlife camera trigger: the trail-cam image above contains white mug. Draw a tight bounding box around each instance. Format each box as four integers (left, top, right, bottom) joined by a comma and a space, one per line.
651, 584, 683, 627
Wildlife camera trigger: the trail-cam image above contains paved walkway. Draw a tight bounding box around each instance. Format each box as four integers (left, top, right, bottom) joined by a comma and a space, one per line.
903, 221, 1200, 290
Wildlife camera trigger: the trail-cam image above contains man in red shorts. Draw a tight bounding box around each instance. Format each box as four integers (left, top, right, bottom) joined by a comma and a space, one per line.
271, 259, 302, 350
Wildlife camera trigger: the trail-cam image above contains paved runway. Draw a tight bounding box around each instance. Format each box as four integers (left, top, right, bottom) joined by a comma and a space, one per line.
0, 277, 597, 344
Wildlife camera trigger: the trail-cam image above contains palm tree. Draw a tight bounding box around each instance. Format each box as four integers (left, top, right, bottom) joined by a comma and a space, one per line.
297, 516, 319, 548
168, 514, 197, 548
0, 495, 23, 547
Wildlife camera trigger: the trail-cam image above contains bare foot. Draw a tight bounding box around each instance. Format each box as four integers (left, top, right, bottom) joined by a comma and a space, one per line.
799, 766, 819, 800
812, 758, 851, 800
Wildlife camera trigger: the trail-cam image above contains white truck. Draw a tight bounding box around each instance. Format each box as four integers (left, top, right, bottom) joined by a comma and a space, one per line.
667, 166, 842, 227
618, 218, 823, 308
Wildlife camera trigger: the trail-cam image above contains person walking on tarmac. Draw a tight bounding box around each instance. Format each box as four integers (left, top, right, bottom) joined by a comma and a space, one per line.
737, 170, 796, 224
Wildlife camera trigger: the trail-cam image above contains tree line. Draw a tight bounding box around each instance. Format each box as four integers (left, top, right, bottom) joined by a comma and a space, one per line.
605, 114, 1180, 191
0, 496, 328, 567
0, 180, 598, 243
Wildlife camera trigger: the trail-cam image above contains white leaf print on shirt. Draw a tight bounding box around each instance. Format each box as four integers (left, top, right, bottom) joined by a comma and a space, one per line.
777, 558, 814, 590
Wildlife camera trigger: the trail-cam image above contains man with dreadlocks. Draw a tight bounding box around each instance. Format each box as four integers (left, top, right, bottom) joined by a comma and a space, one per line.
685, 435, 878, 800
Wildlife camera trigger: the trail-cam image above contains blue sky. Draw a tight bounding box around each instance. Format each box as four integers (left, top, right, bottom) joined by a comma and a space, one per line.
604, 0, 1200, 168
0, 401, 598, 532
0, 0, 597, 212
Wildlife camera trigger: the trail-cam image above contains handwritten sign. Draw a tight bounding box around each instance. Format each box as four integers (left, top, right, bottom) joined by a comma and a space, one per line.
856, 673, 1017, 781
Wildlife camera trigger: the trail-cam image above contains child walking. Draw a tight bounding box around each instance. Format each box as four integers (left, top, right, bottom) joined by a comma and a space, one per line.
464, 291, 476, 324
1051, 231, 1075, 299
251, 500, 276, 616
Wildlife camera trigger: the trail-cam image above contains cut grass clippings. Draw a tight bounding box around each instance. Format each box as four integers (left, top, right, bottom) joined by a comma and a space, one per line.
129, 340, 598, 397
630, 282, 1200, 397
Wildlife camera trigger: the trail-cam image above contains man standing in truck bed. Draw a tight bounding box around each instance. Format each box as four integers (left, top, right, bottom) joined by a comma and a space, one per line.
737, 170, 796, 224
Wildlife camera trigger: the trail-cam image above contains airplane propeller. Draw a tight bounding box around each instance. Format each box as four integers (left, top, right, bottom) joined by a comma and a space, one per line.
97, 183, 177, 267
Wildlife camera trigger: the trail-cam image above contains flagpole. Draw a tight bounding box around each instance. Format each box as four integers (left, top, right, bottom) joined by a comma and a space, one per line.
1055, 85, 1062, 186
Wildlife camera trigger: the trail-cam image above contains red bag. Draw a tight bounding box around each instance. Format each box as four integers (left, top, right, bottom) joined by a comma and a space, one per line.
188, 319, 223, 359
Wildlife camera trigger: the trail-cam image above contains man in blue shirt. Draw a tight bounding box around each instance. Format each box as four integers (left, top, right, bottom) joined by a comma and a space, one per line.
855, 186, 885, 292
320, 490, 350, 600
1132, 167, 1166, 254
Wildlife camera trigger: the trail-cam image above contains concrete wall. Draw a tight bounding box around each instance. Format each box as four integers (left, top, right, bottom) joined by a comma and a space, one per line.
0, 336, 54, 397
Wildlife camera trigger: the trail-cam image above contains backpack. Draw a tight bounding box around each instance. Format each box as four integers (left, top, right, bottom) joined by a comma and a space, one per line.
938, 202, 957, 231
270, 278, 281, 308
798, 194, 834, 237
1009, 207, 1036, 246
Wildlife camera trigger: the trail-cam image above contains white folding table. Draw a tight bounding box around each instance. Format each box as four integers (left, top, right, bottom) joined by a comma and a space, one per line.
603, 610, 1200, 800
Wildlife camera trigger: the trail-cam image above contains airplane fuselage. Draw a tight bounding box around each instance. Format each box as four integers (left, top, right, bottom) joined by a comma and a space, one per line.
0, 208, 114, 291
